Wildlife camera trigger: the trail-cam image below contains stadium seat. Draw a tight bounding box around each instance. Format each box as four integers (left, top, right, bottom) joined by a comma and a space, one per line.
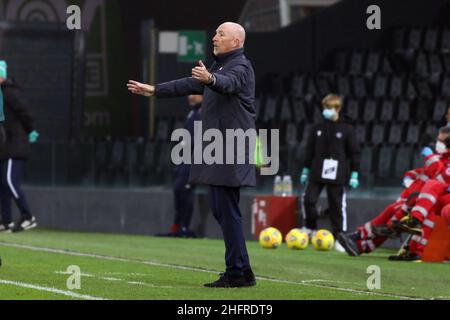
405, 78, 417, 99
424, 28, 439, 51
415, 79, 433, 99
306, 77, 318, 96
363, 99, 378, 122
353, 76, 367, 98
337, 75, 351, 96
389, 76, 404, 98
387, 123, 403, 145
429, 53, 443, 74
407, 28, 423, 49
381, 57, 393, 73
365, 51, 381, 74
415, 52, 428, 76
292, 74, 306, 97
405, 123, 420, 145
376, 146, 393, 178
355, 124, 367, 145
393, 28, 406, 49
441, 29, 450, 50
393, 146, 412, 178
397, 99, 411, 122
373, 75, 388, 98
359, 146, 374, 186
345, 99, 359, 120
380, 100, 394, 122
285, 122, 298, 145
316, 75, 331, 96
292, 99, 307, 122
415, 99, 431, 121
136, 141, 157, 185
432, 99, 448, 122
370, 123, 385, 145
349, 52, 363, 74
280, 96, 292, 121
411, 147, 423, 169
424, 124, 439, 141
264, 96, 278, 122
441, 76, 450, 97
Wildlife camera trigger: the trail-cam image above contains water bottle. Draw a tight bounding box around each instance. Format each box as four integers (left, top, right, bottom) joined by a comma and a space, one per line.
273, 175, 282, 195
282, 175, 293, 197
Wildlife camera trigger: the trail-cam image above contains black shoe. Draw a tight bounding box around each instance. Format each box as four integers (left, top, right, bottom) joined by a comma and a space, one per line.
388, 252, 422, 262
391, 217, 422, 235
12, 217, 37, 233
204, 273, 249, 288
0, 222, 14, 233
243, 269, 256, 287
337, 232, 360, 256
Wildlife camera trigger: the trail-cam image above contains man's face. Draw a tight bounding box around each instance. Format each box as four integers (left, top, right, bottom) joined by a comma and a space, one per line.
212, 24, 239, 56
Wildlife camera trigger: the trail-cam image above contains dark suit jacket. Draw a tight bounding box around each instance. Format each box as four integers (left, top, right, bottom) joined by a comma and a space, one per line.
155, 48, 257, 187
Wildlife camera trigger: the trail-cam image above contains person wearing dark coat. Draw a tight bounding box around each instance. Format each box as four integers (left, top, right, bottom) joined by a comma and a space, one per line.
300, 94, 361, 249
0, 61, 39, 233
128, 22, 256, 288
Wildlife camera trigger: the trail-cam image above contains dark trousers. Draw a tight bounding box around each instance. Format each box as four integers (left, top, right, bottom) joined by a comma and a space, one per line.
208, 185, 251, 278
0, 159, 32, 225
173, 164, 195, 229
302, 180, 347, 236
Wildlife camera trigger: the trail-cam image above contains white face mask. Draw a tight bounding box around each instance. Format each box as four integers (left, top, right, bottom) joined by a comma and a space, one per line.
436, 141, 447, 154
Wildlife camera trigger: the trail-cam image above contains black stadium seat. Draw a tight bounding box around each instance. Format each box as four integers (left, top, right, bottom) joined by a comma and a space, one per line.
373, 75, 388, 98
349, 52, 364, 74
394, 146, 413, 178
397, 100, 411, 122
292, 99, 307, 122
380, 100, 394, 122
355, 124, 367, 144
345, 99, 359, 120
387, 123, 403, 145
407, 28, 423, 49
441, 29, 450, 50
405, 123, 420, 145
432, 99, 448, 122
389, 76, 404, 98
365, 51, 381, 74
353, 77, 367, 98
363, 99, 377, 122
370, 123, 385, 145
377, 146, 394, 178
424, 28, 439, 51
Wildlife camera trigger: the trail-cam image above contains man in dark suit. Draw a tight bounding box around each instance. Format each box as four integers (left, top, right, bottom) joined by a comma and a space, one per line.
128, 22, 257, 288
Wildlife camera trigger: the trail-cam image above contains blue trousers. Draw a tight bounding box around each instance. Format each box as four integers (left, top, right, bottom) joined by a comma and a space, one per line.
0, 159, 32, 225
173, 164, 195, 229
208, 185, 251, 278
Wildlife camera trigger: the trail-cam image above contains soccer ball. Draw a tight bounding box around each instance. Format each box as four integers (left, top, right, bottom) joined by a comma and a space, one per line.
285, 228, 309, 250
311, 229, 334, 251
259, 227, 282, 249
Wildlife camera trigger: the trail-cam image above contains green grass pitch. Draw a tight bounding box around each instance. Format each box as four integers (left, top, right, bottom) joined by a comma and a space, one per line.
0, 229, 449, 300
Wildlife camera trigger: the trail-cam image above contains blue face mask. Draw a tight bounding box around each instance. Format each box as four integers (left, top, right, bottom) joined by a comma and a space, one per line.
322, 109, 336, 120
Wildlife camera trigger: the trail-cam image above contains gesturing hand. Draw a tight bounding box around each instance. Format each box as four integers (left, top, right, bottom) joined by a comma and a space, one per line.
127, 80, 155, 97
192, 60, 212, 84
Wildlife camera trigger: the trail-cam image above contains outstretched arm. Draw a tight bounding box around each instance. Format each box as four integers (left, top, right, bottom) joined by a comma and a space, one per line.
127, 80, 155, 96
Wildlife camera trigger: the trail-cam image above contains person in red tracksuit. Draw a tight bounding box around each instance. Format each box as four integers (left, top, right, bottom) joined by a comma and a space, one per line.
337, 167, 430, 256
394, 126, 450, 237
338, 133, 447, 258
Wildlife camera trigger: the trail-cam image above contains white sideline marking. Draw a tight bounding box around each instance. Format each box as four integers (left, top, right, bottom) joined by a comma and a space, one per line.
0, 241, 423, 300
0, 279, 106, 300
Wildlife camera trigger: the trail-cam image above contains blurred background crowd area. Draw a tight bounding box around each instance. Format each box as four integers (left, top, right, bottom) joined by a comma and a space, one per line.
0, 0, 449, 193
